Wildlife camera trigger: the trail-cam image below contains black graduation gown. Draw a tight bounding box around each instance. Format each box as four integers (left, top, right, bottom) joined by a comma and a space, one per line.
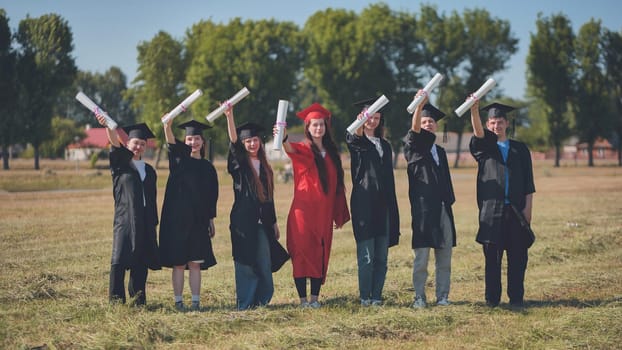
109, 146, 160, 270
159, 142, 218, 269
403, 129, 456, 249
227, 141, 289, 271
469, 129, 536, 245
346, 132, 400, 247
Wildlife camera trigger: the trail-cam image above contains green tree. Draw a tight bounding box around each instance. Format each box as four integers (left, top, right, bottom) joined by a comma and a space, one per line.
129, 30, 185, 166
527, 13, 575, 167
58, 67, 136, 126
0, 9, 18, 170
15, 13, 76, 169
357, 4, 421, 165
39, 116, 85, 158
185, 18, 303, 154
518, 98, 552, 153
303, 8, 373, 142
303, 5, 422, 160
440, 8, 518, 167
573, 19, 612, 166
603, 29, 622, 166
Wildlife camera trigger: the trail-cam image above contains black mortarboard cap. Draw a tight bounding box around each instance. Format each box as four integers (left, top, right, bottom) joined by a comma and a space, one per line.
236, 122, 264, 140
178, 119, 211, 136
482, 102, 515, 119
421, 103, 446, 122
122, 123, 155, 140
352, 96, 389, 114
270, 239, 290, 272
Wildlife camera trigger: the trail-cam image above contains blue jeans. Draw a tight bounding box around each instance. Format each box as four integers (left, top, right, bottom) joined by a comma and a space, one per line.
234, 227, 274, 310
356, 234, 389, 301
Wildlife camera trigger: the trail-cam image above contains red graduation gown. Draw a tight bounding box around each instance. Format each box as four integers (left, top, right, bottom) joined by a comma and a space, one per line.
285, 142, 350, 283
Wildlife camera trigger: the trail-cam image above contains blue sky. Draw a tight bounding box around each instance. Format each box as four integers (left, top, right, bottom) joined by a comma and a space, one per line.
2, 0, 620, 100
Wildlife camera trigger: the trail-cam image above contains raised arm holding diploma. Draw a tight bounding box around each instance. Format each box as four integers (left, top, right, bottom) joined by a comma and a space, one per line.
407, 73, 444, 114
346, 95, 389, 134
205, 87, 250, 123
454, 78, 496, 117
273, 99, 289, 151
75, 92, 118, 129
161, 89, 203, 124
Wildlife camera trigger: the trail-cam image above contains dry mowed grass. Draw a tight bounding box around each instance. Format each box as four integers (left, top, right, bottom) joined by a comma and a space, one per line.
0, 158, 621, 349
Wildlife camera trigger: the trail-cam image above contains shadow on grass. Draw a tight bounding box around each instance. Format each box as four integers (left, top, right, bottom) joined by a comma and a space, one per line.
468, 297, 622, 312
133, 295, 621, 314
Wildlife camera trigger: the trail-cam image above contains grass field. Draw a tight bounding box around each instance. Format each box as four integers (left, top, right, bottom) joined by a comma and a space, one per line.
1, 158, 621, 349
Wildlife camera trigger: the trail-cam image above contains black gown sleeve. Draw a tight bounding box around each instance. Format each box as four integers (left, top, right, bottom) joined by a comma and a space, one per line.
469, 129, 498, 161
109, 145, 133, 173
403, 129, 436, 163
227, 140, 245, 175
168, 141, 191, 172
519, 143, 536, 195
346, 132, 375, 152
205, 160, 219, 219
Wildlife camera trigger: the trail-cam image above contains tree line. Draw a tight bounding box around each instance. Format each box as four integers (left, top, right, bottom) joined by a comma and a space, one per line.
1, 4, 620, 170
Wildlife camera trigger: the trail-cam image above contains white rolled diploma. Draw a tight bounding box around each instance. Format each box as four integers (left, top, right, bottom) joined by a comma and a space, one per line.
205, 87, 251, 123
407, 73, 444, 114
273, 99, 289, 151
454, 78, 496, 117
75, 92, 118, 129
161, 89, 203, 124
346, 95, 390, 134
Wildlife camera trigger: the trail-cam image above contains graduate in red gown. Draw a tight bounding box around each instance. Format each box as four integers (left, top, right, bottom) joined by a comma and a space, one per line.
277, 102, 350, 308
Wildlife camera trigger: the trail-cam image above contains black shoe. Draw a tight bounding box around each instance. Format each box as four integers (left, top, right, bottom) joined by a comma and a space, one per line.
486, 300, 499, 307
509, 300, 524, 308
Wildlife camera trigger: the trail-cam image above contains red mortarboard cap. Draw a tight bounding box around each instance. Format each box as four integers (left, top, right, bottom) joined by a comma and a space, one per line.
296, 102, 331, 122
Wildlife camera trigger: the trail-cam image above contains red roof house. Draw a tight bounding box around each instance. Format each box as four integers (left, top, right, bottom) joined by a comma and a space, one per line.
66, 125, 157, 161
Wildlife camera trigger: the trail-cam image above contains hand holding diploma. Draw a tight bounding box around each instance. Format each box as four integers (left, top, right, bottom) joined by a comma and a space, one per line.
454, 78, 496, 117
273, 100, 289, 151
407, 73, 443, 113
161, 89, 203, 124
346, 95, 389, 134
205, 87, 250, 123
75, 92, 118, 129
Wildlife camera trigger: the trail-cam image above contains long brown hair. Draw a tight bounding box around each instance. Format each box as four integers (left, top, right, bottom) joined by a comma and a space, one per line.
245, 142, 274, 203
305, 119, 345, 195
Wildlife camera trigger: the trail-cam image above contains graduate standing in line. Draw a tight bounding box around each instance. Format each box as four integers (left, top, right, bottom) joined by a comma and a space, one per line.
159, 118, 219, 311
346, 97, 400, 307
404, 93, 457, 309
278, 102, 350, 308
95, 115, 161, 305
468, 101, 535, 308
223, 106, 289, 310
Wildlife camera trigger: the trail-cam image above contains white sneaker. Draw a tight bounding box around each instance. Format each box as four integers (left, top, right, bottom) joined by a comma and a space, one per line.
360, 299, 371, 306
370, 299, 383, 307
436, 296, 450, 306
412, 296, 427, 309
308, 301, 321, 309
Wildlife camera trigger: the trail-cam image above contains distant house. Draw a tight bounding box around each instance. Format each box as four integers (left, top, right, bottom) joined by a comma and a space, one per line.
544, 136, 618, 161
65, 125, 157, 161
576, 137, 617, 160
